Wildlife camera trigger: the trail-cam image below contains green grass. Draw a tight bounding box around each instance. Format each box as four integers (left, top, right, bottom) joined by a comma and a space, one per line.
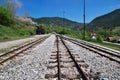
91, 42, 120, 51
0, 24, 36, 42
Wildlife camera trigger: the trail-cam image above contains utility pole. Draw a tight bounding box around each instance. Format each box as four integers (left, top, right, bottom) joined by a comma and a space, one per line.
62, 10, 65, 32
63, 11, 65, 27
83, 0, 86, 39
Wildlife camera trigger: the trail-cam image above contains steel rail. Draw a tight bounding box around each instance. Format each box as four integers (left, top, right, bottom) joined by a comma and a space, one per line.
59, 35, 120, 64
0, 36, 49, 64
63, 36, 120, 58
56, 35, 61, 80
69, 39, 120, 64
58, 36, 89, 80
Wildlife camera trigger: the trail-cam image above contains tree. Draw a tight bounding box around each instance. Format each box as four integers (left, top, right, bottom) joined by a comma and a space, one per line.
4, 0, 22, 17
0, 6, 14, 26
5, 0, 15, 17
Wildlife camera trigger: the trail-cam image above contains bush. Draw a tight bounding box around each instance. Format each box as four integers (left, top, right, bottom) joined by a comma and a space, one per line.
96, 35, 103, 43
0, 6, 14, 26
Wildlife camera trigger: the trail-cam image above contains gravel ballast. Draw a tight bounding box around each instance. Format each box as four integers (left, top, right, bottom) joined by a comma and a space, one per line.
0, 34, 119, 80
0, 34, 56, 80
65, 40, 120, 80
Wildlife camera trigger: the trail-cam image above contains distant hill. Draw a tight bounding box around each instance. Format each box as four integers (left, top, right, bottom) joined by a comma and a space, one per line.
31, 17, 83, 30
87, 9, 120, 31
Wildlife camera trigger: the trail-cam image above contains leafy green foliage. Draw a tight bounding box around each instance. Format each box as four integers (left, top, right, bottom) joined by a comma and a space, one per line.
112, 27, 120, 36
96, 35, 103, 43
41, 24, 77, 35
0, 6, 14, 26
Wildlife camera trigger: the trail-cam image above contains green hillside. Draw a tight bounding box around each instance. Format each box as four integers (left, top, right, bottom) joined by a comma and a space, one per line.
87, 9, 120, 31
32, 17, 83, 30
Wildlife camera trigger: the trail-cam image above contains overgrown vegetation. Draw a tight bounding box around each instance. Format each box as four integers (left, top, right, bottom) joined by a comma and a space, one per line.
0, 24, 36, 42
0, 6, 14, 26
0, 3, 36, 42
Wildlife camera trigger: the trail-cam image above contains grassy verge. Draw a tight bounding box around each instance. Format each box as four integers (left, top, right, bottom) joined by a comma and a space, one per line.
66, 34, 120, 51
0, 39, 35, 54
0, 45, 20, 54
91, 42, 120, 51
0, 24, 36, 42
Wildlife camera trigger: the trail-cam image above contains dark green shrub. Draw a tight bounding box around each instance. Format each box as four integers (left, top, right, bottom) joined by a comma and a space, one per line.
96, 35, 103, 43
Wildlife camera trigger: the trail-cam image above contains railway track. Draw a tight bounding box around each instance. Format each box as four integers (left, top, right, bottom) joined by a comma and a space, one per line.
59, 35, 120, 64
45, 35, 97, 80
0, 35, 49, 65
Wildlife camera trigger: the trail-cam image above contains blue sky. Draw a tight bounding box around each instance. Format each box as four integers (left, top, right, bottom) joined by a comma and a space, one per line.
0, 0, 120, 23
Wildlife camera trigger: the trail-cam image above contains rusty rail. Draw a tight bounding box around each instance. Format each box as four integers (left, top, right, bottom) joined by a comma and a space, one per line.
59, 35, 120, 64
0, 35, 49, 64
58, 35, 89, 80
56, 35, 61, 80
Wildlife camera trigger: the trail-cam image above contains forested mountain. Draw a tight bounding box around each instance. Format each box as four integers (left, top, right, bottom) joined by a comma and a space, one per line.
32, 17, 83, 30
87, 9, 120, 31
